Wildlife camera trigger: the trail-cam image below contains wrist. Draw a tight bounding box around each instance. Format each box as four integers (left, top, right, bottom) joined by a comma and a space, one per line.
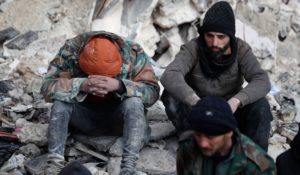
233, 98, 241, 107
116, 79, 125, 94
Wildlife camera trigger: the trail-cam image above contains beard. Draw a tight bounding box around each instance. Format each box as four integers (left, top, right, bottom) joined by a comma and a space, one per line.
204, 43, 230, 61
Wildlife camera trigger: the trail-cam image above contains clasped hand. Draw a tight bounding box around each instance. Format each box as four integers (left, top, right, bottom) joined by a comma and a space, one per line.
80, 75, 120, 97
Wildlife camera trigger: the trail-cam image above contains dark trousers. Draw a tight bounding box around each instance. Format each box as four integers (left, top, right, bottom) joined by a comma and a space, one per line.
161, 91, 273, 151
276, 149, 300, 175
47, 97, 149, 173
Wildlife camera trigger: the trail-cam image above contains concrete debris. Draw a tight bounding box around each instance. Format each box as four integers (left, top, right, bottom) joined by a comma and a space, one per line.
83, 162, 108, 175
108, 137, 123, 157
269, 133, 287, 145
137, 147, 176, 174
0, 0, 300, 174
0, 154, 25, 173
16, 122, 48, 146
74, 142, 108, 162
153, 0, 199, 28
5, 104, 32, 113
279, 127, 298, 142
146, 100, 168, 121
149, 122, 176, 141
107, 157, 122, 175
0, 27, 20, 45
23, 154, 47, 175
73, 134, 118, 153
47, 6, 67, 23
18, 144, 41, 159
0, 79, 15, 93
5, 31, 38, 50
8, 88, 24, 100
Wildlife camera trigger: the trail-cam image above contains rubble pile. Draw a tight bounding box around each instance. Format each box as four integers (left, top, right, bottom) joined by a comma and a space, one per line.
0, 0, 299, 174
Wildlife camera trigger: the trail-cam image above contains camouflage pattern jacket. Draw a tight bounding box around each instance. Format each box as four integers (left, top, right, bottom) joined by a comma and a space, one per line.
177, 131, 276, 175
41, 31, 159, 107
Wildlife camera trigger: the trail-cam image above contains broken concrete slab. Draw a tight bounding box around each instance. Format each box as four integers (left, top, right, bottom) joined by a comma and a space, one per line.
108, 137, 123, 157
83, 162, 108, 175
153, 0, 199, 28
16, 122, 48, 146
137, 147, 176, 174
91, 0, 123, 34
8, 88, 24, 100
15, 118, 29, 128
0, 154, 25, 173
157, 27, 184, 67
73, 134, 118, 152
134, 22, 160, 57
164, 136, 178, 155
65, 147, 83, 162
24, 154, 47, 175
146, 100, 168, 122
25, 78, 43, 94
268, 144, 287, 161
149, 122, 176, 141
120, 0, 159, 57
0, 27, 20, 45
269, 133, 287, 145
191, 0, 208, 12
20, 93, 33, 105
5, 104, 32, 113
18, 143, 41, 159
280, 127, 297, 141
107, 157, 122, 175
0, 169, 23, 175
74, 142, 108, 162
121, 0, 158, 28
5, 31, 38, 50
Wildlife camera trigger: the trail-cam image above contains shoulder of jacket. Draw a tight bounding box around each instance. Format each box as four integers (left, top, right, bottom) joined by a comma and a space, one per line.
239, 134, 275, 172
235, 37, 251, 51
179, 131, 194, 142
184, 37, 199, 49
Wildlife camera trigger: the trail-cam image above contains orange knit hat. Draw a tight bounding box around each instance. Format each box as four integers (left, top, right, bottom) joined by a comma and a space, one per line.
79, 37, 122, 77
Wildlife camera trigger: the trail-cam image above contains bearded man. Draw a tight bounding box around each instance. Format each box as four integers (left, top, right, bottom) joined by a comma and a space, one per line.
160, 1, 272, 150
177, 96, 276, 175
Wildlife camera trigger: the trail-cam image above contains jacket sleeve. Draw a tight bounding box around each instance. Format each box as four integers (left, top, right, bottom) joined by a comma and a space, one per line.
177, 140, 195, 175
177, 143, 188, 175
118, 42, 160, 107
233, 40, 271, 106
40, 37, 87, 103
160, 41, 200, 106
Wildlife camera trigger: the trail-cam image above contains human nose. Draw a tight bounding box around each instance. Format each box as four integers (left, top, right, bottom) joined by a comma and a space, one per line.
198, 136, 210, 148
212, 37, 218, 47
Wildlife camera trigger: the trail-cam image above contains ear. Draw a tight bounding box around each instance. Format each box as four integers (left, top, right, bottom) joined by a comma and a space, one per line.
225, 131, 233, 138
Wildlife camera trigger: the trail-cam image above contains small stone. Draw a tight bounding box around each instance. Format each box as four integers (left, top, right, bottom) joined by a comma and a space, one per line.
18, 144, 41, 159
17, 122, 48, 146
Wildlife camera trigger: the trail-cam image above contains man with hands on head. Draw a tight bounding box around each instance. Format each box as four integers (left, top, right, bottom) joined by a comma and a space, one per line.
41, 31, 160, 175
160, 1, 272, 150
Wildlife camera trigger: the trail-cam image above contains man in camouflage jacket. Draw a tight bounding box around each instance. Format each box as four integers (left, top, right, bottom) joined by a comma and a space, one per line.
177, 96, 276, 175
41, 31, 159, 175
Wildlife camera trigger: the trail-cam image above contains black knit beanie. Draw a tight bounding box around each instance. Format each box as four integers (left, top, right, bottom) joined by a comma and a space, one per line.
199, 1, 235, 38
187, 96, 237, 136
